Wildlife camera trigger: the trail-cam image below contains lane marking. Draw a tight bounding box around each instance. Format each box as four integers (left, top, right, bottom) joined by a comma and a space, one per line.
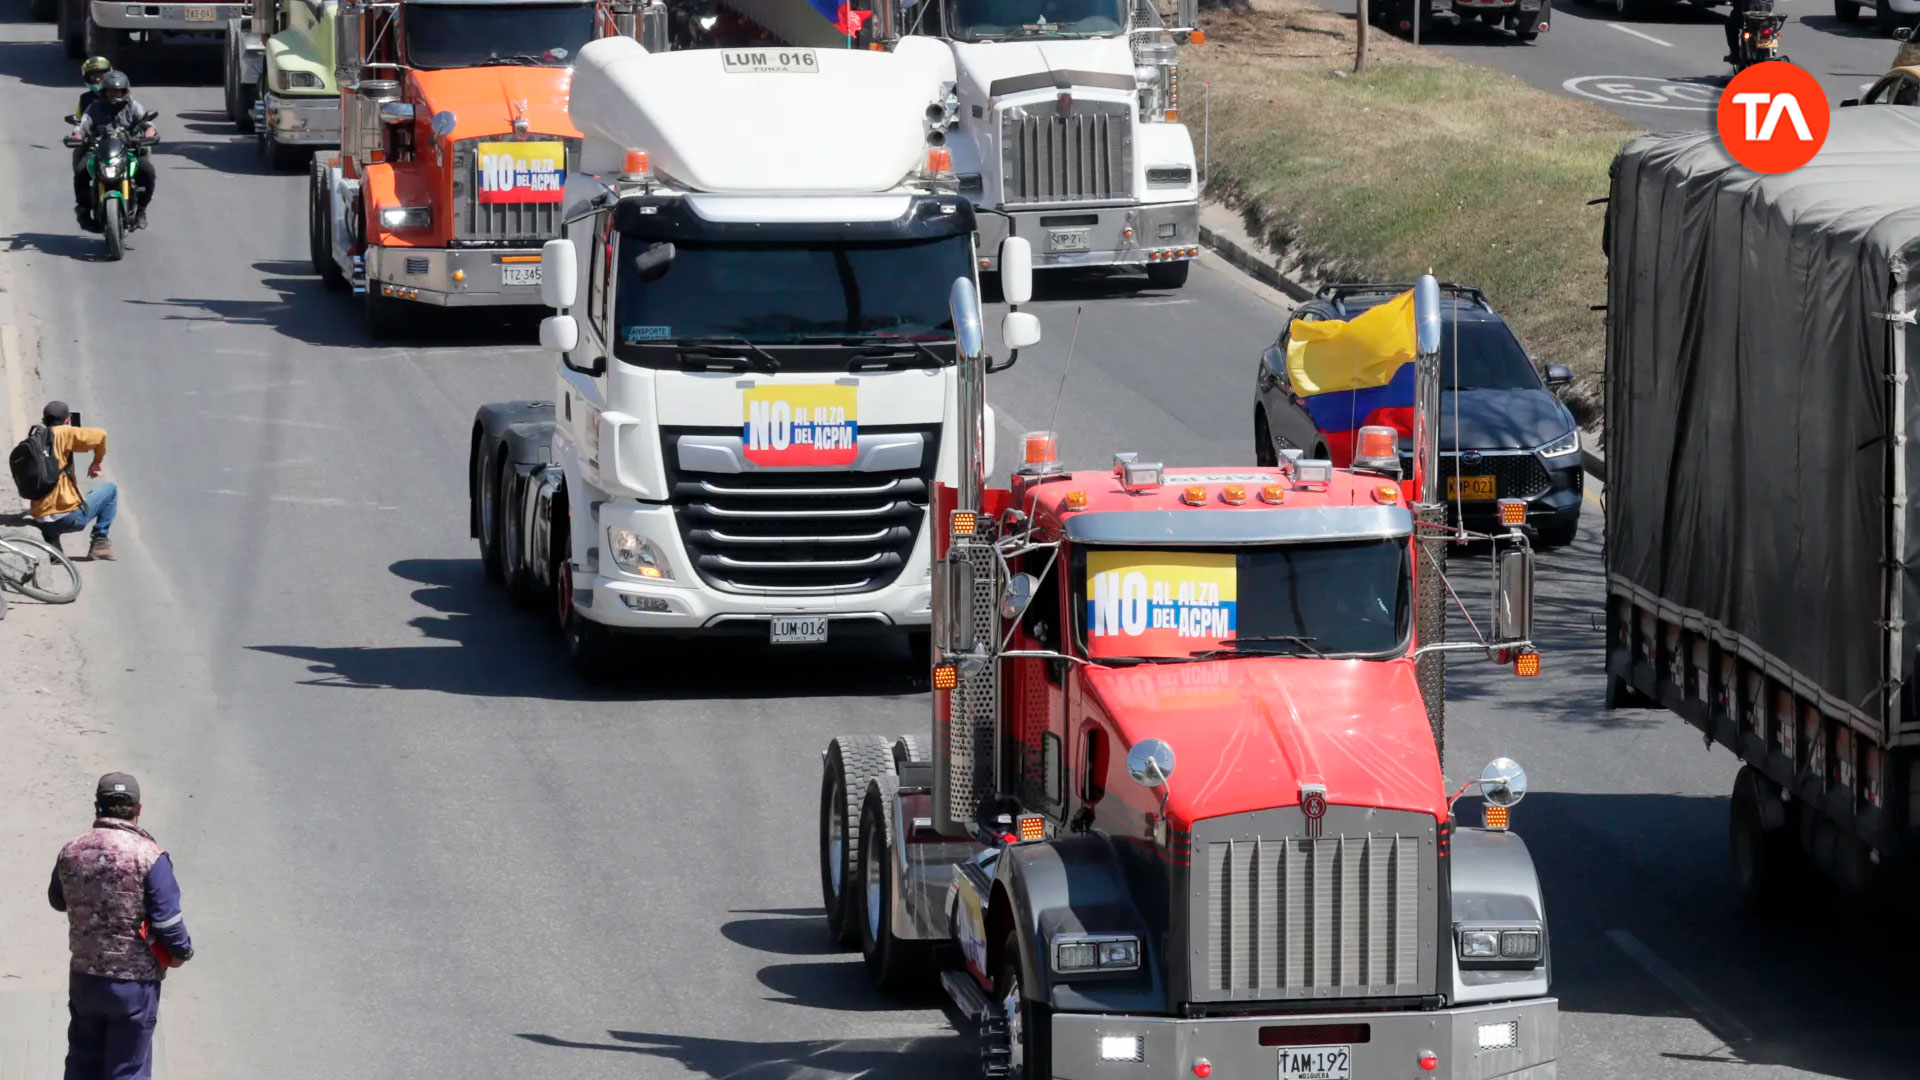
1, 323, 25, 442
205, 489, 397, 509
1607, 929, 1755, 1045
1564, 75, 1717, 111
1608, 23, 1674, 46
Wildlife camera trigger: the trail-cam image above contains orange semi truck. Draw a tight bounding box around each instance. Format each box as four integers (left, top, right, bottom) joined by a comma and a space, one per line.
307, 0, 599, 336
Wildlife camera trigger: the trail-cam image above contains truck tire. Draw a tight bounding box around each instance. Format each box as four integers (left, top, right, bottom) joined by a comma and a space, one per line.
475, 444, 505, 583
83, 12, 118, 67
552, 515, 619, 681
1146, 260, 1190, 289
1730, 766, 1803, 915
983, 932, 1051, 1080
859, 775, 936, 995
498, 455, 540, 609
1835, 0, 1861, 20
819, 735, 894, 948
309, 162, 349, 291
61, 0, 84, 58
260, 105, 303, 172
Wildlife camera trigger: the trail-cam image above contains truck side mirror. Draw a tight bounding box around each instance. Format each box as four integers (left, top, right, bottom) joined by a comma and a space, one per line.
1126, 739, 1175, 787
1000, 236, 1033, 305
1000, 572, 1039, 620
1480, 757, 1528, 807
1493, 548, 1534, 645
949, 277, 985, 360
540, 314, 579, 354
1543, 363, 1572, 388
541, 238, 578, 309
1001, 311, 1040, 350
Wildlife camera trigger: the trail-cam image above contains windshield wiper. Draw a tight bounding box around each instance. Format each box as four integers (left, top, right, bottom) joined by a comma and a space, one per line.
1192, 635, 1327, 660
477, 53, 548, 66
670, 337, 781, 373
1090, 655, 1198, 667
804, 335, 950, 371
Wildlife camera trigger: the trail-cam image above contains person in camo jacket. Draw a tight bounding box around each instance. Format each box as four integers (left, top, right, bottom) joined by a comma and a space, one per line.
49, 773, 194, 1080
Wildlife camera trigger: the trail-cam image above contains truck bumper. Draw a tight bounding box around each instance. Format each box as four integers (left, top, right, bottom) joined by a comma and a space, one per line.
1050, 998, 1557, 1080
262, 92, 339, 147
975, 201, 1200, 272
365, 246, 547, 308
90, 1, 243, 31
572, 500, 933, 634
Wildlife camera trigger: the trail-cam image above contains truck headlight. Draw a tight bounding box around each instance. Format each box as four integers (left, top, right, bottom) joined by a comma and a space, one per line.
1459, 930, 1501, 958
1458, 924, 1544, 964
1537, 429, 1579, 459
607, 527, 672, 580
1146, 165, 1193, 187
379, 206, 431, 230
1500, 930, 1542, 959
1052, 934, 1140, 974
283, 70, 324, 90
1099, 1035, 1145, 1062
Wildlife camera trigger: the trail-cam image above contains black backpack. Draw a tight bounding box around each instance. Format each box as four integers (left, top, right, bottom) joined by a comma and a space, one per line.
10, 425, 63, 501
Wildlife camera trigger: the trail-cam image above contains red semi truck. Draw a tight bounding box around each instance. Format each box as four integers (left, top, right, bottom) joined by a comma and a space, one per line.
818, 275, 1561, 1079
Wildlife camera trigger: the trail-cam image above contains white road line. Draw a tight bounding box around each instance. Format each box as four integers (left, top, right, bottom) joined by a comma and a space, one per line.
1607, 930, 1755, 1045
1608, 23, 1674, 46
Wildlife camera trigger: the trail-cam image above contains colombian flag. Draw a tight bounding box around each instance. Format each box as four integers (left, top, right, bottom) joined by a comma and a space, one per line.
1285, 289, 1418, 465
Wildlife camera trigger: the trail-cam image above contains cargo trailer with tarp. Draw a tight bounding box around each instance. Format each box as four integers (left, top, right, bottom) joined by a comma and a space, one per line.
1602, 106, 1920, 904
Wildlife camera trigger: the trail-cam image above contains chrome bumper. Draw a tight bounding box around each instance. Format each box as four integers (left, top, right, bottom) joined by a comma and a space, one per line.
1050, 998, 1557, 1080
974, 201, 1200, 271
365, 246, 547, 308
260, 92, 340, 147
90, 1, 244, 31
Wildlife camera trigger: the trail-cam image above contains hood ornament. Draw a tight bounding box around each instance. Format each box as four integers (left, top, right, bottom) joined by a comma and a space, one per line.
1057, 92, 1073, 115
512, 98, 530, 134
1299, 782, 1327, 840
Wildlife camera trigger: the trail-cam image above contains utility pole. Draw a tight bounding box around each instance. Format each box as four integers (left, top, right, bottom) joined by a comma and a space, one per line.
1355, 0, 1368, 72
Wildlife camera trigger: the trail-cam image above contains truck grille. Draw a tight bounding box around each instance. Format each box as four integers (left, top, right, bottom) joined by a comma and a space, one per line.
1190, 808, 1436, 1002
1000, 101, 1132, 206
664, 428, 937, 595
448, 135, 580, 244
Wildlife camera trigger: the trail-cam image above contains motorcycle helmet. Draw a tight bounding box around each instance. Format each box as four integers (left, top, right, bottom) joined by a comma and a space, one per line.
100, 70, 130, 101
81, 56, 111, 85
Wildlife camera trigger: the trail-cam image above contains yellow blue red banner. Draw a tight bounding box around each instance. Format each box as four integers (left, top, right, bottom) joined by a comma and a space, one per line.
742, 384, 858, 467
476, 141, 566, 205
1085, 551, 1237, 658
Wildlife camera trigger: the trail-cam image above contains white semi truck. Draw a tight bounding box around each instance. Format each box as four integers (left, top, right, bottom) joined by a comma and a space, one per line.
468, 33, 1041, 678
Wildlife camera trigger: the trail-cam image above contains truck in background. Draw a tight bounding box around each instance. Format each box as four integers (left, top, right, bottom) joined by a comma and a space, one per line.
224, 0, 341, 169
469, 35, 1042, 679
821, 275, 1558, 1078
60, 0, 246, 64
1603, 108, 1920, 905
306, 0, 591, 336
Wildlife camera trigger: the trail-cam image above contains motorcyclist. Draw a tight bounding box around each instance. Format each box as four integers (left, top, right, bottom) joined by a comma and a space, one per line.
70, 71, 157, 231
1725, 0, 1768, 64
76, 56, 112, 117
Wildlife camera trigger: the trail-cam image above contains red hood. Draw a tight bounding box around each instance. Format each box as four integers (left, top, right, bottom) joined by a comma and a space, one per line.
1082, 658, 1446, 826
409, 67, 580, 140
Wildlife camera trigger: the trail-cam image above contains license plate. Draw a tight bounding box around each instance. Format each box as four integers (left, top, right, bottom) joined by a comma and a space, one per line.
184, 5, 215, 19
770, 617, 828, 644
501, 264, 542, 287
721, 48, 819, 74
1278, 1045, 1351, 1080
1447, 474, 1497, 501
1048, 228, 1091, 252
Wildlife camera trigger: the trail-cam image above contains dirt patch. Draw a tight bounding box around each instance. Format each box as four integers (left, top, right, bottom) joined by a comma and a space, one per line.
1184, 0, 1635, 422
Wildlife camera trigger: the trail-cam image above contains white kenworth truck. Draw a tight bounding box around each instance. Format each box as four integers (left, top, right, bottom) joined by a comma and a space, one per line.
468, 34, 1043, 678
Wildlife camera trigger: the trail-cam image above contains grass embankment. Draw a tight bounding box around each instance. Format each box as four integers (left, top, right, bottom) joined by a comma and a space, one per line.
1183, 0, 1639, 420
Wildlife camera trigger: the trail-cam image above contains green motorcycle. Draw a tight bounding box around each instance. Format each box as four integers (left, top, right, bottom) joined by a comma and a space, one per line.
63, 109, 157, 262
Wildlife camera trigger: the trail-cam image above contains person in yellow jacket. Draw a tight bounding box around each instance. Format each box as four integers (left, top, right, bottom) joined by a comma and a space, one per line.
30, 400, 117, 561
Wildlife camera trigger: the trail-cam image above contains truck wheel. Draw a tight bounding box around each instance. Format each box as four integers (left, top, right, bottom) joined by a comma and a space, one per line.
83, 12, 118, 66
1730, 766, 1803, 915
820, 735, 894, 948
1146, 260, 1190, 289
1835, 0, 1860, 20
859, 775, 935, 995
984, 933, 1051, 1080
1254, 407, 1278, 468
498, 456, 539, 609
309, 163, 349, 291
61, 0, 84, 58
553, 539, 618, 682
475, 447, 505, 583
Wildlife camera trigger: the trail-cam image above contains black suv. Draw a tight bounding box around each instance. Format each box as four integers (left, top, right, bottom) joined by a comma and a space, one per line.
1253, 282, 1583, 547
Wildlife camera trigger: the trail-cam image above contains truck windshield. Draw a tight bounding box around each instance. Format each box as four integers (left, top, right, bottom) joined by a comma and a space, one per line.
1072, 540, 1410, 662
402, 3, 594, 70
946, 0, 1127, 40
612, 235, 972, 360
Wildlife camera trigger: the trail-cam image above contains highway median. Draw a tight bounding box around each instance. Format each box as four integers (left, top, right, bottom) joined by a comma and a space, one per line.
1186, 0, 1639, 422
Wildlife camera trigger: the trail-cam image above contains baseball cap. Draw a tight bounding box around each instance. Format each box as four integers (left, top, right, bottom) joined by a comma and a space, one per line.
43, 400, 70, 425
95, 772, 140, 807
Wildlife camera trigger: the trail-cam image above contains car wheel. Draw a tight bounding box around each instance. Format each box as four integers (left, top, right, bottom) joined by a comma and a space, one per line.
1254, 408, 1279, 468
1145, 260, 1189, 289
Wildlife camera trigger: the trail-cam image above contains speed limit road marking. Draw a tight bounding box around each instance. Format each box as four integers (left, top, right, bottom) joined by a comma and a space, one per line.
1563, 75, 1720, 111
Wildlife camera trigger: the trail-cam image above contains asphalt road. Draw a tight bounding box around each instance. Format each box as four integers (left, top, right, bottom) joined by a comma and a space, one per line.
3, 7, 1920, 1079
1323, 0, 1901, 128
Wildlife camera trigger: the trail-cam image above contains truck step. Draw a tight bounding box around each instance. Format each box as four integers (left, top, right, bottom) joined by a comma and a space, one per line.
941, 969, 994, 1024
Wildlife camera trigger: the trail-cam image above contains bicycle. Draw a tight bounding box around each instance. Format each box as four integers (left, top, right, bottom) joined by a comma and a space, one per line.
0, 533, 82, 604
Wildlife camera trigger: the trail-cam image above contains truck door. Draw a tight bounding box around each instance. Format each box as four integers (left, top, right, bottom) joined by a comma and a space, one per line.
554, 212, 615, 538
1010, 552, 1068, 820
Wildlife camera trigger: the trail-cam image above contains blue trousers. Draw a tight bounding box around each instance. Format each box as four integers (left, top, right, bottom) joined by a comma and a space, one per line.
42, 481, 118, 541
65, 971, 160, 1080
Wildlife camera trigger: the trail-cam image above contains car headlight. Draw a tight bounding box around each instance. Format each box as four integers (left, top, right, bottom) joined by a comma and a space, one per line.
607, 527, 672, 580
283, 70, 324, 90
1537, 429, 1579, 459
1052, 934, 1140, 974
379, 206, 431, 230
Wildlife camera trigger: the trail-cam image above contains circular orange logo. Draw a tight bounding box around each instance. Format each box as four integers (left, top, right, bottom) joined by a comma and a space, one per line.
1716, 62, 1830, 174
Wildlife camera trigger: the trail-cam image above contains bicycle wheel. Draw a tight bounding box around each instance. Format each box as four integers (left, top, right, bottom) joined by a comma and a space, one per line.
0, 537, 82, 603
